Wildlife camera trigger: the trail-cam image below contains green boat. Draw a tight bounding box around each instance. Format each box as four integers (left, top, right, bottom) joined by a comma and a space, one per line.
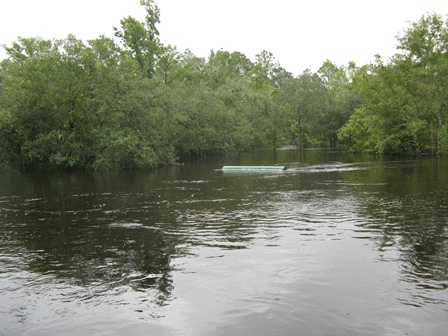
222, 165, 287, 171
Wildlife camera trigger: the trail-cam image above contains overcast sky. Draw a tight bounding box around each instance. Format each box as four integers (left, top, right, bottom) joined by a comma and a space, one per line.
1, 0, 447, 74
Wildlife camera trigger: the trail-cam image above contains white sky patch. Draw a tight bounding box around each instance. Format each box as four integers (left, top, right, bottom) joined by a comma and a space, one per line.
1, 0, 448, 75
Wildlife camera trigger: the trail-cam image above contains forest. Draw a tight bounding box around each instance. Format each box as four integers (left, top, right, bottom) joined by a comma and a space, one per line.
0, 0, 447, 170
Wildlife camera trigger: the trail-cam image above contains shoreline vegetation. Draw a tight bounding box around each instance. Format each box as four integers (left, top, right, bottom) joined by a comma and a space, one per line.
1, 1, 447, 170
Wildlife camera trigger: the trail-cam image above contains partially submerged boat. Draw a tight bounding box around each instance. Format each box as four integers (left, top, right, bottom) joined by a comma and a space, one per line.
222, 165, 287, 171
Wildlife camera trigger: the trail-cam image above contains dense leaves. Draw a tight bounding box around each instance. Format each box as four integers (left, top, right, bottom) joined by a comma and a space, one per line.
338, 14, 448, 155
1, 4, 446, 170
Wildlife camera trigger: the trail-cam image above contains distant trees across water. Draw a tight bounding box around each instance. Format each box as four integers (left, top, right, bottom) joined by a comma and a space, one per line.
1, 1, 447, 170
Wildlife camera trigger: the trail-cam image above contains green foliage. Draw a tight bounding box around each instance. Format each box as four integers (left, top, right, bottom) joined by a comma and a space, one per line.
337, 107, 379, 153
339, 13, 448, 155
0, 34, 176, 170
281, 70, 329, 148
113, 0, 161, 78
315, 60, 364, 147
2, 3, 446, 171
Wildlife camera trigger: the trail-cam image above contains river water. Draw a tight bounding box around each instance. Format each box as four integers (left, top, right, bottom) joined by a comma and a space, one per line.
1, 149, 447, 336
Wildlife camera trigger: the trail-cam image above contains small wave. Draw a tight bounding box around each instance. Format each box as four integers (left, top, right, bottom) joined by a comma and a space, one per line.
108, 223, 163, 231
108, 222, 144, 229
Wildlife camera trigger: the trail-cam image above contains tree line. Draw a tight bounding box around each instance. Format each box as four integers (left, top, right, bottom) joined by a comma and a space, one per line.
0, 0, 447, 170
338, 14, 448, 155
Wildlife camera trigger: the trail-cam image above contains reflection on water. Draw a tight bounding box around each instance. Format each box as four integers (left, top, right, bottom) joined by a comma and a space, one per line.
1, 150, 448, 335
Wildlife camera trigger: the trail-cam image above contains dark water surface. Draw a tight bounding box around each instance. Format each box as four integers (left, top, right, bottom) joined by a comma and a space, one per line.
1, 149, 447, 336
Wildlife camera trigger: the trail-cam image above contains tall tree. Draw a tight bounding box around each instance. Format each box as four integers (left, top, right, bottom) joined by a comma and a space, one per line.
113, 0, 161, 78
254, 50, 291, 88
282, 70, 328, 149
206, 50, 254, 88
395, 13, 448, 154
339, 13, 448, 155
154, 44, 183, 85
317, 60, 362, 146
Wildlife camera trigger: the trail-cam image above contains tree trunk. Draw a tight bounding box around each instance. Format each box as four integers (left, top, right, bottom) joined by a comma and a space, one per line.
297, 105, 303, 150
